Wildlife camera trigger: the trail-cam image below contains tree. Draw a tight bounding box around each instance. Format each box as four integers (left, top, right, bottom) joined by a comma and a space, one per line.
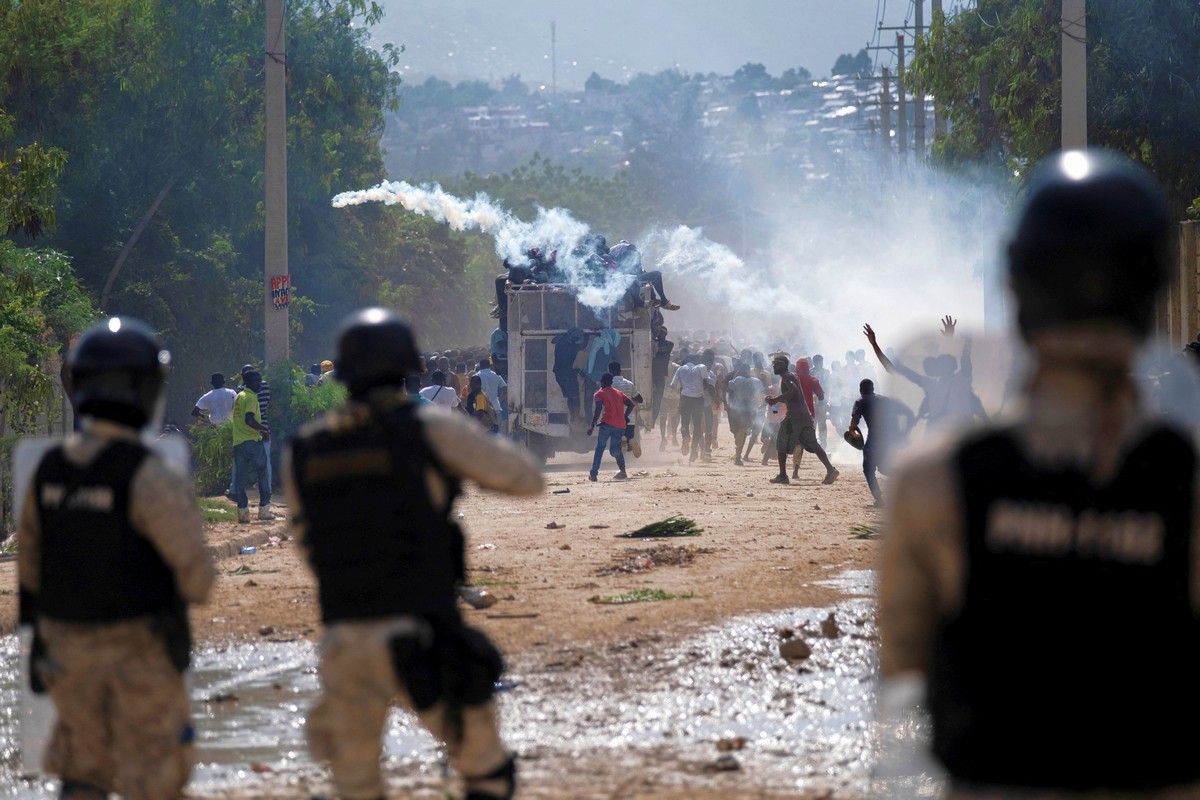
779, 67, 813, 89
1, 0, 403, 424
731, 63, 773, 92
831, 49, 872, 77
912, 0, 1200, 212
585, 72, 619, 93
499, 74, 529, 102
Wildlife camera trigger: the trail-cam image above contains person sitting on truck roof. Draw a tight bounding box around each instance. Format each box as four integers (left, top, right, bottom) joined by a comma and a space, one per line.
608, 240, 680, 312
491, 247, 560, 319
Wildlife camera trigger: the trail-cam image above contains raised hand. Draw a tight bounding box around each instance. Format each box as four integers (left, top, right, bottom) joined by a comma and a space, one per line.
863, 324, 877, 345
940, 315, 957, 337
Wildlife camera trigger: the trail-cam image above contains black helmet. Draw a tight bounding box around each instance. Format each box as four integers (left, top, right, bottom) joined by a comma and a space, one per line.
335, 307, 421, 397
1007, 149, 1172, 340
68, 317, 170, 429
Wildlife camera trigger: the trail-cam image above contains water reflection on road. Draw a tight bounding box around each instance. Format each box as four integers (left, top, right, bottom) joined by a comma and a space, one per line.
0, 571, 924, 798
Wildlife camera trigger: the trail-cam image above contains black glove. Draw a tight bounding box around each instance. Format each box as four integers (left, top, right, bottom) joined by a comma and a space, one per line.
29, 628, 47, 695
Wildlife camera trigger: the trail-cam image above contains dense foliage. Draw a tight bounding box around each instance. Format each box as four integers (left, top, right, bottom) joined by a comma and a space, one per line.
0, 0, 422, 426
911, 0, 1200, 212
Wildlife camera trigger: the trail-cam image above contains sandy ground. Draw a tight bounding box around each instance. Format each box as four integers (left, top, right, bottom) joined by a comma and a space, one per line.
0, 427, 886, 799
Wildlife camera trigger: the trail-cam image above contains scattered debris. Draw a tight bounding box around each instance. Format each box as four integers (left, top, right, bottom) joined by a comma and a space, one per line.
551, 488, 571, 494
813, 504, 821, 510
596, 544, 711, 576
225, 565, 281, 576
486, 613, 540, 620
205, 692, 238, 704
708, 754, 741, 772
459, 587, 498, 609
821, 612, 841, 639
250, 762, 272, 774
779, 637, 812, 661
588, 524, 610, 529
716, 736, 747, 752
559, 544, 571, 550
618, 516, 703, 539
258, 625, 275, 636
477, 543, 496, 550
545, 521, 565, 529
745, 492, 755, 497
589, 588, 696, 604
244, 579, 258, 587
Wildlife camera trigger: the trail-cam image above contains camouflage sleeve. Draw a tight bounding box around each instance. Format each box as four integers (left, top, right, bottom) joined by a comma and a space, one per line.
878, 454, 965, 677
130, 455, 215, 605
17, 482, 40, 594
419, 405, 544, 496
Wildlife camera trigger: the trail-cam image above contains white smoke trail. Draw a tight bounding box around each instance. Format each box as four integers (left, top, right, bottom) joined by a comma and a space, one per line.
332, 180, 635, 311
333, 168, 1007, 358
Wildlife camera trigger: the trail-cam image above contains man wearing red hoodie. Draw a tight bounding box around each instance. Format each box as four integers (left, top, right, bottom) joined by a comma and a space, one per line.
792, 357, 825, 479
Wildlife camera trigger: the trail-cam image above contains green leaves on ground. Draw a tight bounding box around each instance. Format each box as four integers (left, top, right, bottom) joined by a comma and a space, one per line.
588, 588, 696, 604
618, 516, 703, 538
850, 524, 879, 540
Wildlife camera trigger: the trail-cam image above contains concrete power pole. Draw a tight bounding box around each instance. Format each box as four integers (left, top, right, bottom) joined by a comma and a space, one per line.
881, 67, 892, 164
1061, 0, 1087, 148
896, 34, 907, 157
264, 0, 290, 364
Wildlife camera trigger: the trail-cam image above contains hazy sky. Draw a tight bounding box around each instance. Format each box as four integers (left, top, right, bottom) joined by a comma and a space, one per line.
373, 0, 915, 90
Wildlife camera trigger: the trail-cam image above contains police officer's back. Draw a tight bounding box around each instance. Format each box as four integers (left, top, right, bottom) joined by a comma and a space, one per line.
284, 308, 543, 800
880, 151, 1200, 797
18, 317, 214, 800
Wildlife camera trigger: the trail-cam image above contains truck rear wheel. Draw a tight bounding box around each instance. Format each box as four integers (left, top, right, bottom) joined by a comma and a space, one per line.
525, 431, 554, 464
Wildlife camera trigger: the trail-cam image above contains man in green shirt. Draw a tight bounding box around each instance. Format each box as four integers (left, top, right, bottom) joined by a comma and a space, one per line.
232, 369, 272, 523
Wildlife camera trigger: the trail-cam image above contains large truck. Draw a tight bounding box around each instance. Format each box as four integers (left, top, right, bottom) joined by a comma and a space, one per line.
503, 282, 656, 462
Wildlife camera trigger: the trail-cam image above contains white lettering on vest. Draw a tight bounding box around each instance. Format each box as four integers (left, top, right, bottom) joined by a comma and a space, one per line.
40, 483, 114, 513
986, 500, 1165, 565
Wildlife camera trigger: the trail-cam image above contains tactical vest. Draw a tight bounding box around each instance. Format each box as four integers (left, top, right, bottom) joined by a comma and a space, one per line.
36, 441, 177, 622
291, 400, 462, 624
931, 425, 1200, 790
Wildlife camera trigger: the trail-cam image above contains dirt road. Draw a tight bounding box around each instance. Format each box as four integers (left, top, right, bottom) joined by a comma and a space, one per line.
1, 432, 887, 799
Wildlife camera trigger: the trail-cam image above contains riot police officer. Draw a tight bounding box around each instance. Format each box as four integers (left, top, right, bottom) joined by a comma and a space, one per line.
879, 150, 1200, 797
284, 308, 543, 800
17, 317, 214, 800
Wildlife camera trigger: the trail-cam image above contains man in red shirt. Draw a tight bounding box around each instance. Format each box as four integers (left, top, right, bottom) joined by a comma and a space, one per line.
587, 372, 635, 481
793, 357, 825, 479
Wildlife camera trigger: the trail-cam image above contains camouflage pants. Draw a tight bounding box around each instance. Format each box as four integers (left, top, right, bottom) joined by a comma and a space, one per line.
308, 619, 509, 800
38, 618, 193, 800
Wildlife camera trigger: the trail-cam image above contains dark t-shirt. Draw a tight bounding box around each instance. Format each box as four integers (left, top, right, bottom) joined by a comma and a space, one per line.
852, 393, 908, 446
778, 372, 813, 424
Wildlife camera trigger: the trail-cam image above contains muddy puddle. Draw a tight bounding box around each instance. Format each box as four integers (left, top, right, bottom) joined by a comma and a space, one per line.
0, 570, 940, 798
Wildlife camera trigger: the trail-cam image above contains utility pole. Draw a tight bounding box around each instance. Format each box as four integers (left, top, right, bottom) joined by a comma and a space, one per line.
551, 21, 557, 99
264, 0, 290, 364
881, 67, 892, 163
896, 34, 907, 157
1061, 0, 1087, 148
913, 0, 925, 157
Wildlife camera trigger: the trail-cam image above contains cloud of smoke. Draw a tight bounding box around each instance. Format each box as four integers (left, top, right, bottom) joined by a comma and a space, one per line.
333, 165, 1013, 360
637, 167, 1012, 362
332, 180, 635, 311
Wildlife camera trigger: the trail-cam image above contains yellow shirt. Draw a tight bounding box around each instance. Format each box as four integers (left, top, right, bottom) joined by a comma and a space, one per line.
231, 389, 262, 446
